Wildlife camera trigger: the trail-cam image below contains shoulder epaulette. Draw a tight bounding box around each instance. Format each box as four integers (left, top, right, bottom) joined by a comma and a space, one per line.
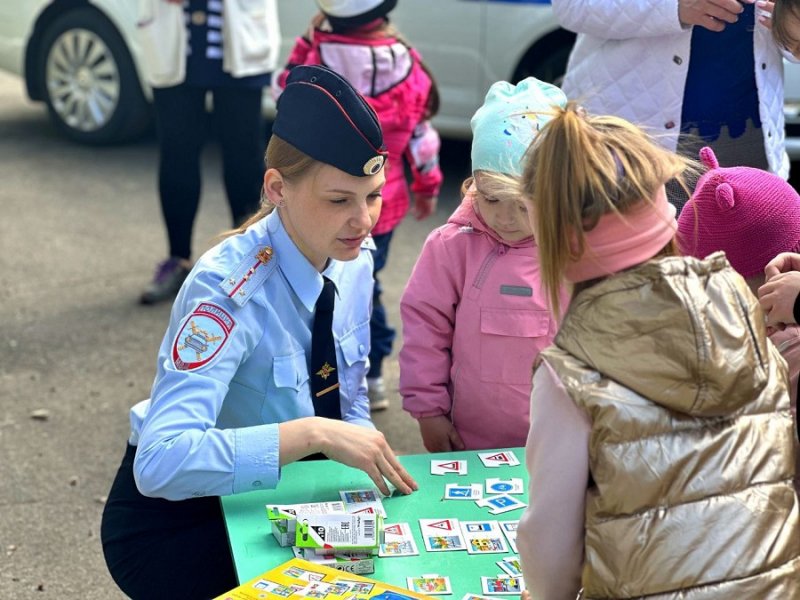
218, 245, 277, 307
361, 236, 377, 251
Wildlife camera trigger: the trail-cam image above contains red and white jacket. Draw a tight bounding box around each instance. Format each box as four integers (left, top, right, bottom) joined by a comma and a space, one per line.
274, 29, 443, 235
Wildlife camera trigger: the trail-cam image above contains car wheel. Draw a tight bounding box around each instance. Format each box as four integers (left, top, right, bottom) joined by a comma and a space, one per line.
37, 7, 150, 144
513, 38, 574, 88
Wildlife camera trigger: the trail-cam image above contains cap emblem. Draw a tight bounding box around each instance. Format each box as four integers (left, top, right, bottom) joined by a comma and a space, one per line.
363, 155, 385, 175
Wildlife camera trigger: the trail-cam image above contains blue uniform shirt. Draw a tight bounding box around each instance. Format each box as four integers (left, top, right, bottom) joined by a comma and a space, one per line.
129, 210, 375, 500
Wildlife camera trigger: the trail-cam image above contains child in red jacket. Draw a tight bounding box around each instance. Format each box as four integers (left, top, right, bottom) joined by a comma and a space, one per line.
275, 0, 443, 411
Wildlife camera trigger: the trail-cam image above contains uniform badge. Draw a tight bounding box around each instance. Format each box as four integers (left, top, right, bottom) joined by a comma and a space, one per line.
172, 302, 235, 371
362, 155, 385, 175
316, 362, 336, 380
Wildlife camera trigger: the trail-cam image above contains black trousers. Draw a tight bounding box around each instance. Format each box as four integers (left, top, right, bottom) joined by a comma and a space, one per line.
152, 84, 265, 260
100, 445, 238, 599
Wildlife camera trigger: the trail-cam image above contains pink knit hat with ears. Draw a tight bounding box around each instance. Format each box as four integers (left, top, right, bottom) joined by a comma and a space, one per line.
676, 147, 800, 278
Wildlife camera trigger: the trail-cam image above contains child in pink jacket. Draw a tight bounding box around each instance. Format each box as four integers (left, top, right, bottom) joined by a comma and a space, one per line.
275, 0, 443, 411
400, 78, 567, 451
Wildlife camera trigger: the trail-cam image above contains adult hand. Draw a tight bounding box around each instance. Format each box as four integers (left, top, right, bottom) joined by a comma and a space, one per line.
411, 194, 438, 220
758, 271, 800, 327
418, 415, 465, 453
280, 418, 417, 496
678, 0, 750, 32
765, 252, 800, 279
757, 0, 774, 29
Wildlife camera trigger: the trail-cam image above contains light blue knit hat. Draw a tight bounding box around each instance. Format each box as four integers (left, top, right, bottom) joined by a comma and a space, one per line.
470, 77, 567, 177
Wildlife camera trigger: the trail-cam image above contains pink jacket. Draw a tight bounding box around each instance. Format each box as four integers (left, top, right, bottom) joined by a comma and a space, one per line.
400, 197, 559, 449
274, 30, 442, 236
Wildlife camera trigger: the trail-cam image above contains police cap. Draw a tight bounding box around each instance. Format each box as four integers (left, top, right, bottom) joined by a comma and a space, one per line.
272, 64, 388, 177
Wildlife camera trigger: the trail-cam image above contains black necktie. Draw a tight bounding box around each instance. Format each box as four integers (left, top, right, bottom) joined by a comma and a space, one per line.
310, 277, 342, 420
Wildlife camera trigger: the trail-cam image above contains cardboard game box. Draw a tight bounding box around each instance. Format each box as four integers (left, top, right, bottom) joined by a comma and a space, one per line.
291, 547, 375, 575
266, 502, 347, 547
214, 557, 427, 600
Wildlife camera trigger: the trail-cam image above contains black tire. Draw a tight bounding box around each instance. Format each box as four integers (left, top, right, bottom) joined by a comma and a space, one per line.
512, 37, 575, 88
36, 7, 150, 145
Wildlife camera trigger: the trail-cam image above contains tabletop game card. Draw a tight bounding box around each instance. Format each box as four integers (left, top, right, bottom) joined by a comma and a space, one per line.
445, 483, 483, 500
476, 494, 527, 515
480, 576, 525, 595
478, 451, 520, 468
340, 488, 387, 517
379, 522, 419, 557
498, 521, 519, 553
496, 556, 522, 577
484, 478, 524, 495
431, 460, 468, 475
460, 520, 508, 554
407, 575, 452, 595
419, 518, 466, 552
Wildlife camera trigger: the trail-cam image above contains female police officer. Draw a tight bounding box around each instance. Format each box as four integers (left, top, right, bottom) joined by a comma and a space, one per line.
101, 65, 417, 600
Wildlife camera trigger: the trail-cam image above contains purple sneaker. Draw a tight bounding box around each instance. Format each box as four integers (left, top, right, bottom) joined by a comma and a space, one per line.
140, 257, 191, 305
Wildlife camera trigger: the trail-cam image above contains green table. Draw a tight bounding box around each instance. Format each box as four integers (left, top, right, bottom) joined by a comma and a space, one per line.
222, 448, 528, 597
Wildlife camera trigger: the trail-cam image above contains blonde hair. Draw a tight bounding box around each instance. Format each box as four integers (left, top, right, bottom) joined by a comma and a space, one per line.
521, 103, 693, 314
461, 170, 524, 203
220, 135, 321, 238
772, 0, 800, 53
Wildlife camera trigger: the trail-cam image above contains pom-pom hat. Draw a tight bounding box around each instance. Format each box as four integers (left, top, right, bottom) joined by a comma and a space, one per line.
272, 64, 388, 177
470, 77, 567, 177
676, 146, 800, 278
316, 0, 397, 30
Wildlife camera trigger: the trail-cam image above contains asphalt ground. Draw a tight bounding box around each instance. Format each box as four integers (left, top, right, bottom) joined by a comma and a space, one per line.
0, 70, 471, 598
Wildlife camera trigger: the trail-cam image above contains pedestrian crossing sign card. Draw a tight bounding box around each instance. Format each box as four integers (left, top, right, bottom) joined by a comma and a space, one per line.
214, 558, 428, 600
445, 483, 483, 500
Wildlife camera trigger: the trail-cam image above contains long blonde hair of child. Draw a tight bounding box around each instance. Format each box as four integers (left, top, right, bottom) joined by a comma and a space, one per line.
521, 103, 693, 314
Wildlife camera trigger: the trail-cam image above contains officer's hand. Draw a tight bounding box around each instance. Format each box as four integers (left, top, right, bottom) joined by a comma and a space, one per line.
418, 415, 465, 453
679, 0, 750, 32
317, 419, 418, 496
757, 0, 775, 29
759, 271, 800, 327
765, 252, 800, 279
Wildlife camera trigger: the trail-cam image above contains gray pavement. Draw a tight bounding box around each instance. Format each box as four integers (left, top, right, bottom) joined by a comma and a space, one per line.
0, 70, 471, 598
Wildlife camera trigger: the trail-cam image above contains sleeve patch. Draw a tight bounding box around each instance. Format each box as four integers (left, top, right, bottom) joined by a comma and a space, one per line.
171, 302, 236, 371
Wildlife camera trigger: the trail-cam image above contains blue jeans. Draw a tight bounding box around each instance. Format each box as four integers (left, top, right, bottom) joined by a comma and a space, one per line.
368, 231, 396, 378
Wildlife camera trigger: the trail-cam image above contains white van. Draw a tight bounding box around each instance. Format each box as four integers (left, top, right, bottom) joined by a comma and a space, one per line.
0, 0, 573, 143
2, 0, 798, 156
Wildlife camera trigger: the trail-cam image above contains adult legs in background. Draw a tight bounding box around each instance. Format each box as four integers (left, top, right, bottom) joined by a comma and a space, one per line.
141, 85, 209, 304
367, 231, 396, 411
213, 86, 266, 226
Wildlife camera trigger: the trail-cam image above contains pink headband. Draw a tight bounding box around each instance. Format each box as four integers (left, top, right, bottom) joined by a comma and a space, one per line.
564, 186, 677, 283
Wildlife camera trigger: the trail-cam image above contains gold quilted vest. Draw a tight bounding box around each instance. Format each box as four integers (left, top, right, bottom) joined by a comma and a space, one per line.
540, 253, 800, 599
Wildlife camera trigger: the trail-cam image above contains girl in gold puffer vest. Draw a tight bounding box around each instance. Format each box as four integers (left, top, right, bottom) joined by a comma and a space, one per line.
516, 103, 800, 600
